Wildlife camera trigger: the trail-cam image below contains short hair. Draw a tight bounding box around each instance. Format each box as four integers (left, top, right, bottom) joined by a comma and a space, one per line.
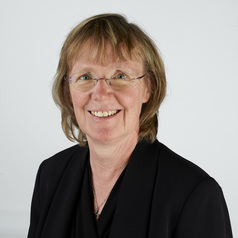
52, 13, 166, 146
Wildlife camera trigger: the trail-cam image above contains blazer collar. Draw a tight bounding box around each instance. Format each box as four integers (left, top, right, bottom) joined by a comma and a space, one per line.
109, 140, 160, 238
41, 146, 89, 238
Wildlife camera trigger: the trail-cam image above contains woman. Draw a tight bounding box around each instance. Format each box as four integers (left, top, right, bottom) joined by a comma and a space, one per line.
28, 14, 233, 237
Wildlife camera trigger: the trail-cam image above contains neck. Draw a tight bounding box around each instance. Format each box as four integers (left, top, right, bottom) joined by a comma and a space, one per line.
88, 133, 138, 219
87, 132, 138, 180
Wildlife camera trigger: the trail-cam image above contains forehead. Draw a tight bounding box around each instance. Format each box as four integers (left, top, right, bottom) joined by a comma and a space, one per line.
70, 41, 144, 73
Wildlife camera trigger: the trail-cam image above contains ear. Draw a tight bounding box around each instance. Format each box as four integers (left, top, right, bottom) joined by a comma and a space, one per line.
142, 76, 151, 103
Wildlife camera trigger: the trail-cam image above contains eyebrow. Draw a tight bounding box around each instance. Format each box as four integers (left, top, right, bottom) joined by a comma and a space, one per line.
71, 64, 136, 76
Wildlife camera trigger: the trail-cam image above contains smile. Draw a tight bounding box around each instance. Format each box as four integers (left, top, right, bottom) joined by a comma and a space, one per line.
90, 110, 119, 118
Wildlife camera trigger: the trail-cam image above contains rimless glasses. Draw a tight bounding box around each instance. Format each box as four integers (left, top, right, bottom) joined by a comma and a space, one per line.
65, 72, 148, 92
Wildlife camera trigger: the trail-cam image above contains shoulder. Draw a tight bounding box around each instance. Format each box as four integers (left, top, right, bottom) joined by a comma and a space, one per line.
148, 140, 218, 206
38, 144, 88, 183
41, 144, 86, 168
137, 139, 209, 180
34, 144, 89, 202
153, 141, 232, 232
157, 141, 210, 182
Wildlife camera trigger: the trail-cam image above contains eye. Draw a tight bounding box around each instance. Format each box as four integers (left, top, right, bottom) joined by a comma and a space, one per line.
114, 73, 128, 80
79, 74, 92, 81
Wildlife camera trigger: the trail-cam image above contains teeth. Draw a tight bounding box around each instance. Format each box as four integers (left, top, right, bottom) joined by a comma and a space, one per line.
91, 110, 118, 118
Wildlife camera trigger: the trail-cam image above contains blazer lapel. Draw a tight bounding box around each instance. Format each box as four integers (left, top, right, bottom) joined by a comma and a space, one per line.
40, 147, 89, 238
109, 140, 161, 238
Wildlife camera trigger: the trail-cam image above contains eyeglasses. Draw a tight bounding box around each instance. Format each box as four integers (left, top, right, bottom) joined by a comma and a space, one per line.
64, 72, 147, 92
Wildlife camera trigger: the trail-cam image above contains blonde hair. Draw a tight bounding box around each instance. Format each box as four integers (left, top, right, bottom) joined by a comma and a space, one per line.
52, 13, 166, 146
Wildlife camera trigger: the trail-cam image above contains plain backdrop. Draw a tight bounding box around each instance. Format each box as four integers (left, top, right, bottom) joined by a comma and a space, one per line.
0, 0, 237, 237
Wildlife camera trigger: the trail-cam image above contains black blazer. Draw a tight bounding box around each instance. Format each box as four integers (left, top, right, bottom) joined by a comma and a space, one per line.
28, 140, 233, 237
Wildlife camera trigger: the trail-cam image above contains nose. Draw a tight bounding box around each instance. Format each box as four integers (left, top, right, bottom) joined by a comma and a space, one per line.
91, 78, 111, 101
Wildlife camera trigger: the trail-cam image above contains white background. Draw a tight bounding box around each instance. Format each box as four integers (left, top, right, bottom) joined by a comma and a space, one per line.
0, 0, 237, 237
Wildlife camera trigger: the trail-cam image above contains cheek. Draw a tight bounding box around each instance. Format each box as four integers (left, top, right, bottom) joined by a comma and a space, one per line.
119, 90, 145, 113
70, 90, 88, 111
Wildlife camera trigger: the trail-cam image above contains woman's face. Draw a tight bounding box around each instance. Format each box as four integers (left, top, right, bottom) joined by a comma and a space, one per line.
69, 44, 150, 145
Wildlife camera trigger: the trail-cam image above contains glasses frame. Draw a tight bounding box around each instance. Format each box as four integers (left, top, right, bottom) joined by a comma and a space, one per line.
64, 72, 148, 91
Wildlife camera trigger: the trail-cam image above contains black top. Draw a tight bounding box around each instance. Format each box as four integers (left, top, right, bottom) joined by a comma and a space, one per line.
90, 161, 126, 237
28, 140, 233, 238
71, 160, 126, 238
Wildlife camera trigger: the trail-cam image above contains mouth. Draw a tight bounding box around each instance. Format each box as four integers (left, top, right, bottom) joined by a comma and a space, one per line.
90, 110, 120, 118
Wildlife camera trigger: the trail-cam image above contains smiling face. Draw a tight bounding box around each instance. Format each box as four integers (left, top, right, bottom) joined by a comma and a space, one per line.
69, 43, 150, 145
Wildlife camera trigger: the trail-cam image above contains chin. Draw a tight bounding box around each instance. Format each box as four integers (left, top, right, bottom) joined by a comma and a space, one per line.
87, 132, 120, 144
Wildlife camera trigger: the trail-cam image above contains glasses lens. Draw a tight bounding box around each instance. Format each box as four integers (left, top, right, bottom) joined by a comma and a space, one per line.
71, 78, 95, 91
69, 74, 135, 91
110, 78, 132, 91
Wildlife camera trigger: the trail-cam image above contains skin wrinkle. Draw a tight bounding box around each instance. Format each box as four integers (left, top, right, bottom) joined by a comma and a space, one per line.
52, 14, 166, 147
68, 42, 150, 213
